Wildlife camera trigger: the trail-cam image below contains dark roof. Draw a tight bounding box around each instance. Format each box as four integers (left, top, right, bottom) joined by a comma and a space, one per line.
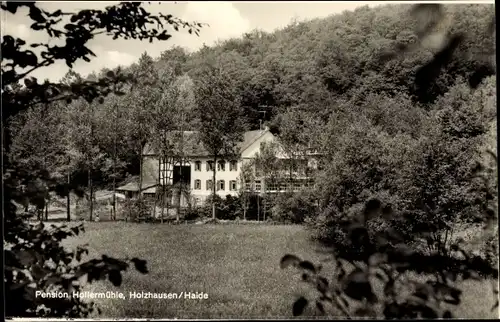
116, 182, 157, 192
116, 175, 157, 192
143, 129, 270, 157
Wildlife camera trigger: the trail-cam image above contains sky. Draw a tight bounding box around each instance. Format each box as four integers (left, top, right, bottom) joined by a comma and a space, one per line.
1, 1, 493, 82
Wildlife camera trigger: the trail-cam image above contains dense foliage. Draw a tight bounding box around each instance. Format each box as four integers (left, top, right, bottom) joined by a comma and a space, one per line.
281, 146, 497, 318
274, 4, 498, 319
8, 3, 495, 193
2, 1, 201, 318
3, 1, 497, 319
123, 198, 154, 223
271, 190, 318, 224
193, 64, 247, 219
186, 194, 266, 222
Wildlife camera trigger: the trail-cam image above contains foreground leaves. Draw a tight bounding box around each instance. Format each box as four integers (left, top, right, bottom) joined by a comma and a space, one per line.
2, 1, 202, 318
5, 221, 149, 317
281, 197, 497, 318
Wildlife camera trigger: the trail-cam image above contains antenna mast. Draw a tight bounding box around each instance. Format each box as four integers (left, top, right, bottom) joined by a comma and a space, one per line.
258, 105, 269, 130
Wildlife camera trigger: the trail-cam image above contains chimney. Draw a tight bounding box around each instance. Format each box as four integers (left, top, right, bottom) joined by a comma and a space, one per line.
258, 107, 269, 132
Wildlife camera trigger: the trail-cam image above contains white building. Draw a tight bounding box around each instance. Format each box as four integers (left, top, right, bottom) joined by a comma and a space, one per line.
120, 127, 316, 207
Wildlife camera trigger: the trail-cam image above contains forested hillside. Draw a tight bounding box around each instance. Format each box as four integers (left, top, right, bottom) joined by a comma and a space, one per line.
4, 2, 497, 318
8, 3, 495, 193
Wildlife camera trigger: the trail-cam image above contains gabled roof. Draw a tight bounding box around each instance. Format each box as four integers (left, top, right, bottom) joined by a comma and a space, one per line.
240, 129, 270, 151
116, 175, 157, 192
116, 182, 157, 192
143, 129, 270, 157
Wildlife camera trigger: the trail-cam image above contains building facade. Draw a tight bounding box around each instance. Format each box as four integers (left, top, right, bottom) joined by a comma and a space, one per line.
126, 127, 317, 207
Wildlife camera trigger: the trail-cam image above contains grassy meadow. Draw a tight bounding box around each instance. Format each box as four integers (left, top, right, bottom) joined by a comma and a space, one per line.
62, 222, 498, 319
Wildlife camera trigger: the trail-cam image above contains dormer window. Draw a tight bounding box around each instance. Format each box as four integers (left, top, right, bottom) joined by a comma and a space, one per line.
217, 160, 226, 171
229, 160, 238, 171
195, 161, 202, 171
207, 161, 214, 172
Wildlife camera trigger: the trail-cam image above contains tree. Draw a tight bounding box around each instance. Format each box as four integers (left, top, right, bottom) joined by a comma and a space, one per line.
2, 2, 202, 317
64, 93, 104, 221
127, 52, 162, 200
173, 74, 197, 220
396, 78, 496, 245
272, 109, 311, 191
58, 71, 88, 222
274, 4, 497, 318
194, 64, 246, 220
148, 66, 179, 222
238, 160, 256, 221
174, 74, 197, 128
280, 192, 497, 318
158, 46, 189, 76
95, 91, 126, 221
8, 102, 68, 221
254, 140, 282, 221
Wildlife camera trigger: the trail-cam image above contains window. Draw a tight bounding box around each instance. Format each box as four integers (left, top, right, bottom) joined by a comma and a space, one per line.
206, 161, 214, 172
159, 157, 170, 185
206, 180, 213, 191
194, 179, 201, 190
195, 161, 201, 171
217, 160, 226, 171
255, 180, 262, 192
230, 160, 238, 171
217, 180, 225, 191
159, 160, 166, 184
230, 180, 237, 191
245, 182, 252, 190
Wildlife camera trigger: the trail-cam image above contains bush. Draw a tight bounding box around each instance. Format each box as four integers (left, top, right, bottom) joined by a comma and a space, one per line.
482, 232, 499, 268
123, 198, 153, 223
204, 194, 243, 220
184, 206, 209, 221
218, 195, 241, 220
240, 193, 265, 221
74, 199, 112, 221
271, 190, 318, 224
311, 188, 416, 259
281, 197, 498, 319
281, 79, 498, 317
203, 194, 222, 218
309, 78, 495, 257
183, 208, 199, 221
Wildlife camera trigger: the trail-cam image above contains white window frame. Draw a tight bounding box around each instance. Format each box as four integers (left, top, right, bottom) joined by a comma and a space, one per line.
217, 160, 226, 172
217, 180, 225, 191
207, 161, 214, 172
195, 161, 202, 171
229, 160, 238, 171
